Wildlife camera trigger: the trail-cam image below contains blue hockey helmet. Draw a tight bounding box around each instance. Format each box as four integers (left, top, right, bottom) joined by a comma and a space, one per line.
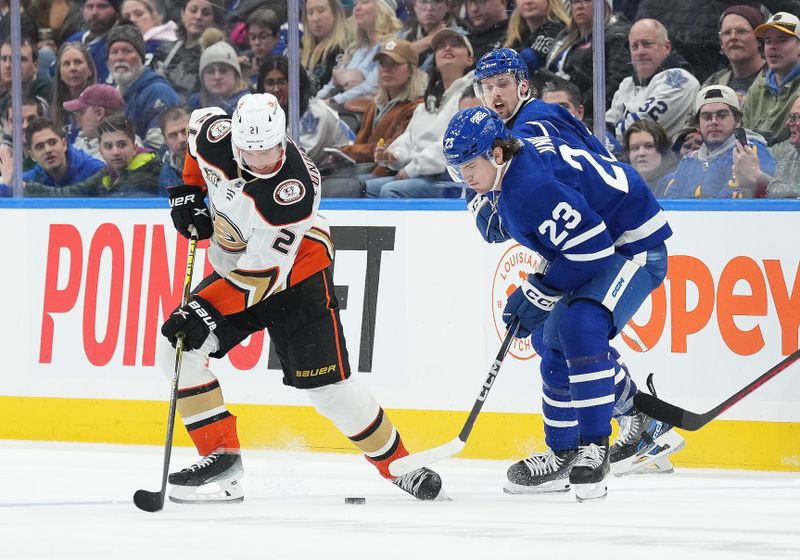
443, 106, 510, 169
474, 48, 528, 84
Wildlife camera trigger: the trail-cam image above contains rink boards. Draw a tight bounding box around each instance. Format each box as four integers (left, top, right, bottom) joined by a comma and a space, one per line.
0, 199, 798, 471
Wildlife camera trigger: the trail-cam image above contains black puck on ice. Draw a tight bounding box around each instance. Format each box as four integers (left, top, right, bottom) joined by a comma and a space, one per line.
344, 497, 366, 504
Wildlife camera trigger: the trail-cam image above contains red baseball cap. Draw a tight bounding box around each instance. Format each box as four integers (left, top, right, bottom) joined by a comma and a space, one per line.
63, 84, 125, 112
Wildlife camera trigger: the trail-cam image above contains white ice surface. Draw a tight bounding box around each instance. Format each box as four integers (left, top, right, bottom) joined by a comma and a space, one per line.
1, 440, 798, 560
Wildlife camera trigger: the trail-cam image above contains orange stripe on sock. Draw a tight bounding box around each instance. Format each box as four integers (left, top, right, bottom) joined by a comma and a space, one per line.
365, 436, 408, 480
188, 414, 241, 456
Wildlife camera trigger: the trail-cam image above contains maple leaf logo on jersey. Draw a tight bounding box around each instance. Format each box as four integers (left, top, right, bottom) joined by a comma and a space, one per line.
274, 180, 305, 205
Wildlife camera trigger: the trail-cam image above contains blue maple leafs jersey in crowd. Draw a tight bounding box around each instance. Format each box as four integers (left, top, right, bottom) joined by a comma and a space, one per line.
508, 98, 611, 157
496, 134, 671, 293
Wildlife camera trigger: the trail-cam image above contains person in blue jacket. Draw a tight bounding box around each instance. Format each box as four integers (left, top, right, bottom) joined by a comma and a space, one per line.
663, 84, 777, 198
443, 106, 685, 501
107, 21, 181, 150
0, 118, 105, 196
64, 0, 121, 82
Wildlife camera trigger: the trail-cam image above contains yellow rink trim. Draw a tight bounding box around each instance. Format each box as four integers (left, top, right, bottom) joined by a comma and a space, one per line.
2, 396, 798, 472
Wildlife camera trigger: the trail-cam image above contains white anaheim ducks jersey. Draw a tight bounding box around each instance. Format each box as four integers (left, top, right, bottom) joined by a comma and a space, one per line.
182, 109, 334, 316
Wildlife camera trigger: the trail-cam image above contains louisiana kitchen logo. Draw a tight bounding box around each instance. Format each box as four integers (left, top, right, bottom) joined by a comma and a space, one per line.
491, 244, 544, 360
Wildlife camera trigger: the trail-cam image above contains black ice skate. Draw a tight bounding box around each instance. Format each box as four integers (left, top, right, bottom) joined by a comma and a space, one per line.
168, 451, 244, 504
610, 409, 685, 476
393, 467, 448, 500
569, 438, 610, 502
503, 448, 580, 494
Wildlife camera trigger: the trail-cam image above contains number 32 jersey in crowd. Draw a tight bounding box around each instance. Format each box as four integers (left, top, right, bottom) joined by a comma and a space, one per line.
496, 134, 672, 293
181, 109, 334, 316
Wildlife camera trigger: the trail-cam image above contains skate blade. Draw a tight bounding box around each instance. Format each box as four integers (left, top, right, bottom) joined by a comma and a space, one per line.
573, 481, 607, 502
168, 480, 244, 505
503, 480, 571, 494
611, 431, 685, 476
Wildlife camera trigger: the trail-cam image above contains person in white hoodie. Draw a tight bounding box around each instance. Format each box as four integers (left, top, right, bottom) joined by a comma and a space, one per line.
367, 28, 474, 197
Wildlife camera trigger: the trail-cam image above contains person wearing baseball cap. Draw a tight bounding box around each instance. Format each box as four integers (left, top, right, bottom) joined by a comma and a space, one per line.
741, 12, 800, 145
64, 83, 125, 158
106, 21, 180, 150
703, 5, 767, 103
662, 85, 776, 198
63, 0, 122, 82
338, 39, 426, 174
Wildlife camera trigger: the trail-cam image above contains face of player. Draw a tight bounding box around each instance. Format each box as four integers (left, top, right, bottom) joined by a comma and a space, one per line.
627, 130, 662, 177
761, 28, 800, 77
787, 97, 800, 147
59, 47, 93, 94
414, 0, 448, 33
718, 14, 759, 66
108, 41, 143, 86
240, 144, 284, 174
352, 0, 377, 33
203, 63, 238, 97
0, 43, 35, 86
83, 0, 118, 34
99, 130, 136, 173
75, 106, 106, 138
456, 149, 502, 194
477, 73, 527, 120
122, 0, 160, 35
30, 129, 68, 176
697, 102, 737, 147
541, 90, 584, 121
248, 24, 278, 60
262, 69, 289, 108
629, 22, 672, 81
164, 115, 190, 157
306, 0, 335, 41
182, 0, 217, 40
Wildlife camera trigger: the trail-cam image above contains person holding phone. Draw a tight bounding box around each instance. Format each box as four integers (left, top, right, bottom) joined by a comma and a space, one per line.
662, 85, 776, 198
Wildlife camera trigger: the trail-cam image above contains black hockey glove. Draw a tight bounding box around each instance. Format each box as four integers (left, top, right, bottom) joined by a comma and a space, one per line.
161, 296, 225, 350
167, 184, 214, 240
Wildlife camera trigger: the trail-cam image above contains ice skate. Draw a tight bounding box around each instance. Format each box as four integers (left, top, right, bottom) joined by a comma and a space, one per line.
569, 438, 610, 502
168, 451, 244, 504
610, 409, 685, 476
393, 467, 448, 500
504, 448, 580, 494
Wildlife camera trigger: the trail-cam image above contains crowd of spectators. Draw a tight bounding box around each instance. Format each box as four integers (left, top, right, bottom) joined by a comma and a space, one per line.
0, 0, 797, 198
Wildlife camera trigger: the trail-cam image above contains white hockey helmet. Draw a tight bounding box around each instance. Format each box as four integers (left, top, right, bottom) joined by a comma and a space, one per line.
231, 93, 287, 178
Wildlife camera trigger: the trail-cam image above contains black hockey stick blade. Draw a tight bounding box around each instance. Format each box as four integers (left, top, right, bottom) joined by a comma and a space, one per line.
133, 489, 165, 513
634, 347, 800, 431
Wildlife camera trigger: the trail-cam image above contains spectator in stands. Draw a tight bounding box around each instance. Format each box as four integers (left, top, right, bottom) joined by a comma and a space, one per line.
64, 0, 121, 82
703, 5, 766, 104
24, 114, 161, 197
400, 0, 461, 69
122, 0, 178, 62
541, 79, 621, 154
622, 119, 677, 197
108, 21, 181, 149
0, 0, 38, 47
0, 95, 50, 182
735, 94, 800, 197
606, 19, 699, 144
0, 117, 105, 194
339, 39, 425, 174
743, 12, 800, 146
158, 106, 189, 192
0, 38, 51, 120
317, 0, 402, 106
366, 28, 474, 197
51, 42, 98, 133
239, 8, 281, 87
663, 85, 776, 198
188, 40, 251, 114
151, 0, 223, 101
546, 0, 630, 118
465, 0, 509, 60
458, 85, 481, 109
503, 0, 568, 79
301, 0, 348, 92
63, 83, 125, 158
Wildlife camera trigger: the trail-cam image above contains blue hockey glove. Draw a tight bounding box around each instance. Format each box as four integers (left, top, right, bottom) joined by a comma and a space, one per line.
502, 274, 563, 338
161, 296, 224, 350
468, 194, 511, 243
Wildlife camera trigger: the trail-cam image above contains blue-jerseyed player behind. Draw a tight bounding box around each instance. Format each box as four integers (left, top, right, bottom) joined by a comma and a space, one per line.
443, 106, 685, 501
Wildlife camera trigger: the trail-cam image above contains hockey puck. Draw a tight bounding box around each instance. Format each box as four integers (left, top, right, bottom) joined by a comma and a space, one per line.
344, 497, 366, 504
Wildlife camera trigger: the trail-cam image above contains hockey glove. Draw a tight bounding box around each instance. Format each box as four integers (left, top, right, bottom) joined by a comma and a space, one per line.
468, 194, 511, 243
502, 274, 563, 339
167, 184, 214, 240
161, 296, 225, 350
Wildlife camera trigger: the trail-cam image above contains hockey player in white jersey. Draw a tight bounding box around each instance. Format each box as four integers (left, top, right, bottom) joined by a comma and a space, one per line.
158, 93, 446, 503
443, 107, 684, 501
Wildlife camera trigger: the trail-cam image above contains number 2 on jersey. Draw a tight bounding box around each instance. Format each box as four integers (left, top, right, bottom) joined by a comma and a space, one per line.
559, 145, 629, 192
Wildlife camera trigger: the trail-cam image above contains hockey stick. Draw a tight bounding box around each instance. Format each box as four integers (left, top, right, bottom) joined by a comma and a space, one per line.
389, 319, 520, 477
633, 347, 800, 431
134, 227, 199, 512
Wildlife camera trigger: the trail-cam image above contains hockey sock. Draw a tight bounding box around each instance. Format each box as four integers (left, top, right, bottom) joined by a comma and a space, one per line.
539, 346, 579, 451
610, 347, 638, 417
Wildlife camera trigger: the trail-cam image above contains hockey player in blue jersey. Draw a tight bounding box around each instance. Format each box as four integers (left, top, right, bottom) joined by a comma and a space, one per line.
443, 106, 685, 501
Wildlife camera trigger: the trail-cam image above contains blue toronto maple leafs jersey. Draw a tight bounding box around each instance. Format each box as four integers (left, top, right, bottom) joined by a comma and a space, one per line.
495, 134, 671, 292
508, 98, 611, 157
